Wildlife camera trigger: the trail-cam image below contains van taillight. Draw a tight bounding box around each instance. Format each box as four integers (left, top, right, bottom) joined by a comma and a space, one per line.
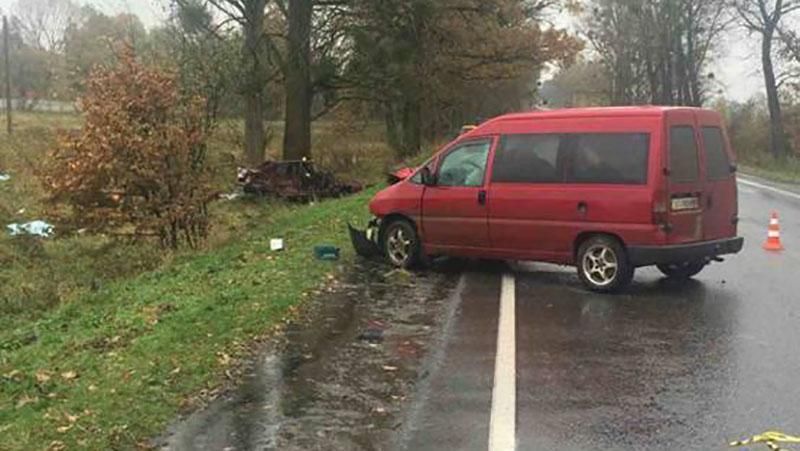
652, 192, 669, 229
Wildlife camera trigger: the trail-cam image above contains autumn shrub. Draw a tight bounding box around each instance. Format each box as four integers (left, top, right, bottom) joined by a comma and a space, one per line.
723, 98, 771, 163
42, 51, 212, 248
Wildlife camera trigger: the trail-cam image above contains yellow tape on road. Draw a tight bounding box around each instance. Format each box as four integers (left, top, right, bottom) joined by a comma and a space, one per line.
730, 431, 800, 450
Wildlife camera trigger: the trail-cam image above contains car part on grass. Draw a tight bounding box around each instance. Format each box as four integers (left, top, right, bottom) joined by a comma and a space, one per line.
218, 192, 242, 201
348, 219, 381, 258
270, 238, 284, 251
7, 220, 54, 238
238, 159, 362, 201
314, 244, 340, 261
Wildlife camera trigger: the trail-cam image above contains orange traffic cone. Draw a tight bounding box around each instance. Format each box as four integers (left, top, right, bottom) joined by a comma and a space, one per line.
763, 212, 784, 251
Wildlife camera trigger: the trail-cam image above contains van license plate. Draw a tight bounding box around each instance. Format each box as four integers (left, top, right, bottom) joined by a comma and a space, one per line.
671, 197, 699, 211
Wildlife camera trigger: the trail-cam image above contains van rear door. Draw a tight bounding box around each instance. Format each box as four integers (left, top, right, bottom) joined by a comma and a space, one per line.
665, 110, 704, 244
697, 110, 738, 240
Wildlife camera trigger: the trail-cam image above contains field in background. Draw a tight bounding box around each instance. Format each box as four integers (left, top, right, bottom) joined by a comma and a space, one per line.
0, 112, 396, 324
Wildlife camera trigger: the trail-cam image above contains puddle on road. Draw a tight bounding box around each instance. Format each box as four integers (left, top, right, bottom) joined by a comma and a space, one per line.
157, 260, 461, 451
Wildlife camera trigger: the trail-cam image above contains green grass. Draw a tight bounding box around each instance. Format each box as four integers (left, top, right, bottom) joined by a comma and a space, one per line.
0, 111, 395, 449
739, 157, 800, 185
0, 190, 376, 450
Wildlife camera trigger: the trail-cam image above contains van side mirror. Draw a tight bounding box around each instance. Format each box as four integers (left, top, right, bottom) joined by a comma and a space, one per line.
730, 162, 738, 174
420, 166, 435, 186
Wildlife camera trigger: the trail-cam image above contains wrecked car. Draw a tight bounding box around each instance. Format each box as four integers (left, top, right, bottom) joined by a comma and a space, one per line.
238, 159, 362, 201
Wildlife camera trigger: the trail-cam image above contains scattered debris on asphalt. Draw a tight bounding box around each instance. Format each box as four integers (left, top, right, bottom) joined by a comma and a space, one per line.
7, 220, 54, 238
313, 244, 340, 261
358, 319, 389, 344
357, 328, 384, 344
237, 159, 362, 201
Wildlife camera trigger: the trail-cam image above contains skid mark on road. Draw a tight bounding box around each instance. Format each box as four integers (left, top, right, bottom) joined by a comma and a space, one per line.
489, 274, 516, 451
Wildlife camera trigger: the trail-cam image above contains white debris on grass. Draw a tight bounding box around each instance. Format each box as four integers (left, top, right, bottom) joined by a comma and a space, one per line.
7, 220, 54, 238
0, 172, 9, 182
270, 238, 284, 251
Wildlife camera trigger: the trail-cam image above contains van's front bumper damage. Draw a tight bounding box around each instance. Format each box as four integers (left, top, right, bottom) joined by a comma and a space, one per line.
628, 237, 744, 267
348, 218, 381, 258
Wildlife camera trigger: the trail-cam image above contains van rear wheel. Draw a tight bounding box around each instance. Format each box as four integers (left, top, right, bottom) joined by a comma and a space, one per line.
657, 261, 706, 279
577, 236, 634, 293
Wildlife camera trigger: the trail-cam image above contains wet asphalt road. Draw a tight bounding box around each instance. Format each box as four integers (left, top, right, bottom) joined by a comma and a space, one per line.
401, 176, 800, 451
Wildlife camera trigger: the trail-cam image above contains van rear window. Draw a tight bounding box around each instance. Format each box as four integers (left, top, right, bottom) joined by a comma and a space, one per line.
669, 126, 700, 182
570, 133, 649, 184
702, 127, 731, 180
492, 134, 562, 183
492, 133, 650, 185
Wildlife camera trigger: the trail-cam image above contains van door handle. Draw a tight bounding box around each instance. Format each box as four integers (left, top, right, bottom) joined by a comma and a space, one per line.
477, 190, 487, 206
577, 201, 588, 216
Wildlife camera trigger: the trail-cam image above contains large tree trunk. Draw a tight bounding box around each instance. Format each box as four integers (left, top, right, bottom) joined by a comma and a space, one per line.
283, 0, 313, 161
243, 0, 267, 166
762, 26, 788, 159
384, 102, 402, 152
400, 97, 421, 158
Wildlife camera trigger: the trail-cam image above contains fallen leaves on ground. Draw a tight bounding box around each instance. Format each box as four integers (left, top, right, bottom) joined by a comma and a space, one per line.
36, 370, 52, 383
61, 371, 78, 381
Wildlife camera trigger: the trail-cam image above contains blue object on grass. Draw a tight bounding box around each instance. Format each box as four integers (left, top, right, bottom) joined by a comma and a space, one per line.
314, 244, 340, 261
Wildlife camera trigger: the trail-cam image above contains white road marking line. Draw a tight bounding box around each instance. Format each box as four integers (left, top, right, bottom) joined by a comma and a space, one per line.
739, 177, 800, 201
489, 273, 516, 451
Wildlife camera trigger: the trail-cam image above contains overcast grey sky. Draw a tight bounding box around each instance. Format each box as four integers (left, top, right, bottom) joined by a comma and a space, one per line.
0, 0, 168, 28
0, 0, 773, 102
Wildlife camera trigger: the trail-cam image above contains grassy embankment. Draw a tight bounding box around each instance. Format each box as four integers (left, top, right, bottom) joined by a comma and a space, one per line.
738, 158, 800, 184
0, 112, 389, 449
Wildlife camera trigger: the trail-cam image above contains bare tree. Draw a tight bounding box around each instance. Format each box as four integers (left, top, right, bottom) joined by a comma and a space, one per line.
733, 0, 800, 159
777, 23, 800, 85
205, 0, 270, 166
585, 0, 729, 107
12, 0, 81, 51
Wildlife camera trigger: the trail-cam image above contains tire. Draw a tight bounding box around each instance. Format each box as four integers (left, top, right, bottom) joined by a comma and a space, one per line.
381, 220, 422, 269
657, 261, 706, 279
576, 235, 634, 293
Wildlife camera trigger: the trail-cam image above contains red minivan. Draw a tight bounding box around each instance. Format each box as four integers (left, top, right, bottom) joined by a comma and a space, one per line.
354, 107, 744, 292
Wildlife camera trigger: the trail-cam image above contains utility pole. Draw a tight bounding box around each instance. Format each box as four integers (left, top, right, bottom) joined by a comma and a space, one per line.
3, 16, 11, 135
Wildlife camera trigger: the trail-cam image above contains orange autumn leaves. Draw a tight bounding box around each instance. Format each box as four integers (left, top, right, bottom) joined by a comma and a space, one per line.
43, 49, 212, 248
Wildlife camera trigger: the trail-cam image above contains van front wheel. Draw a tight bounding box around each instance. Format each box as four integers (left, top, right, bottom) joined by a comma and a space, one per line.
657, 261, 706, 279
381, 220, 421, 269
577, 236, 634, 293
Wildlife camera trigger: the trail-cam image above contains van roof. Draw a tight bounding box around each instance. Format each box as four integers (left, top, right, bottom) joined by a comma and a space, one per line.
496, 106, 705, 121
462, 106, 710, 138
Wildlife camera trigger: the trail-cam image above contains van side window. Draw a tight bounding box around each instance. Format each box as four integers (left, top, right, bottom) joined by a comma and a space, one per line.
570, 133, 649, 184
437, 140, 491, 187
492, 134, 561, 183
702, 127, 731, 180
669, 126, 700, 182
